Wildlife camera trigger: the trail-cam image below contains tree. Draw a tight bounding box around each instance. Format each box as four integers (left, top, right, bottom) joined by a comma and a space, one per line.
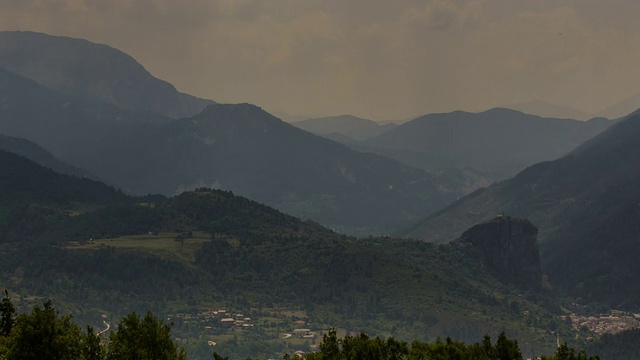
83, 325, 105, 360
107, 311, 187, 360
0, 290, 15, 337
540, 343, 600, 360
5, 300, 83, 360
494, 332, 523, 360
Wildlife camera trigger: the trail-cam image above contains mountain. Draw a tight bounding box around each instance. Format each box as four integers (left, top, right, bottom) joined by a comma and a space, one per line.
0, 68, 470, 234
0, 134, 91, 178
596, 94, 640, 120
361, 108, 613, 181
0, 66, 170, 179
292, 115, 397, 142
0, 31, 213, 118
116, 103, 467, 234
0, 150, 126, 208
502, 100, 592, 121
0, 155, 563, 359
404, 113, 640, 309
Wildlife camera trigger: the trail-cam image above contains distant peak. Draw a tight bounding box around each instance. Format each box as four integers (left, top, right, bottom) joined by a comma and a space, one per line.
197, 103, 271, 118
190, 102, 284, 128
482, 107, 527, 116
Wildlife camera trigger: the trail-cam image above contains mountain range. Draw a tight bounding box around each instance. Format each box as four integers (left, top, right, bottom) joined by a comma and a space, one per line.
1, 29, 640, 359
358, 108, 613, 181
0, 47, 468, 234
292, 115, 397, 142
404, 113, 640, 309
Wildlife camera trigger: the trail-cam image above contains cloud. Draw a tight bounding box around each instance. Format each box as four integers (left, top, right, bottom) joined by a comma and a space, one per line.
1, 0, 640, 119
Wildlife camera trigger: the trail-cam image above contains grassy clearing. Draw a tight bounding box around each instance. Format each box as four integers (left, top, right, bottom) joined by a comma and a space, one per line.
62, 231, 211, 264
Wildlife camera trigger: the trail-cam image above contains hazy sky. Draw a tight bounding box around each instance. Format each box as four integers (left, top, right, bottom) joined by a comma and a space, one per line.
2, 0, 640, 120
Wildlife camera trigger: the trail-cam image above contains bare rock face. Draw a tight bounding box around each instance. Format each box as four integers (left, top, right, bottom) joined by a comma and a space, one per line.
456, 216, 542, 290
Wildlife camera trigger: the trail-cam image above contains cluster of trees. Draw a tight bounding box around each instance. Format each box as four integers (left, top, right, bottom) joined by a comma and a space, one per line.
585, 328, 640, 360
213, 329, 599, 360
0, 292, 186, 360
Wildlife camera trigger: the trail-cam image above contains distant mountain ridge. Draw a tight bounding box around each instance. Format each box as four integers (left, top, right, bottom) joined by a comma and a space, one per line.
0, 31, 214, 118
121, 103, 466, 233
0, 134, 92, 178
361, 108, 613, 180
0, 67, 472, 234
405, 113, 640, 309
292, 114, 397, 141
501, 100, 593, 120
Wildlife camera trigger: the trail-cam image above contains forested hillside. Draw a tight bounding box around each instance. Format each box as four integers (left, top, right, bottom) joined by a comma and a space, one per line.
0, 152, 569, 359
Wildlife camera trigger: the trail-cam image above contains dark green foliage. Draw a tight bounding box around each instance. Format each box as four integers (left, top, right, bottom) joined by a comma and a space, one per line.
107, 311, 187, 360
0, 290, 15, 337
407, 332, 523, 360
302, 329, 409, 360
0, 296, 184, 360
0, 155, 562, 358
584, 329, 640, 360
5, 300, 84, 360
540, 343, 600, 360
241, 330, 595, 360
0, 183, 562, 358
83, 326, 105, 360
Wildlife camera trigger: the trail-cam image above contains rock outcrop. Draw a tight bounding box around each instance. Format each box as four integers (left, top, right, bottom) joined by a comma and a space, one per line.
455, 216, 542, 290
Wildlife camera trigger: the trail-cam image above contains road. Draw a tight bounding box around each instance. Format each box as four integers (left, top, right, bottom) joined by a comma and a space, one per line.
97, 320, 110, 336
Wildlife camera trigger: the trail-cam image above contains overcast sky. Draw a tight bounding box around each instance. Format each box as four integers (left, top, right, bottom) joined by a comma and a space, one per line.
2, 0, 640, 120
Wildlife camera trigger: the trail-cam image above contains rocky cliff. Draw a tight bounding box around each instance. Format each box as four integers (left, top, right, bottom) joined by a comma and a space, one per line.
455, 216, 542, 290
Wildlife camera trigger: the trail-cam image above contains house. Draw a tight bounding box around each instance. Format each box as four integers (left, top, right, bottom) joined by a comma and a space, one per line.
293, 329, 313, 337
220, 318, 235, 324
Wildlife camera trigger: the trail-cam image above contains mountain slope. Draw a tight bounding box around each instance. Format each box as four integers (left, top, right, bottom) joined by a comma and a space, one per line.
0, 134, 91, 178
0, 69, 469, 234
0, 31, 213, 118
119, 103, 465, 233
0, 150, 127, 208
405, 114, 640, 308
362, 108, 613, 180
292, 115, 397, 142
0, 66, 171, 183
0, 156, 561, 359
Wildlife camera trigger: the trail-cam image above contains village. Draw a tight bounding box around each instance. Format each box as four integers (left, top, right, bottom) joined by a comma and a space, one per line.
564, 310, 640, 337
170, 306, 320, 354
